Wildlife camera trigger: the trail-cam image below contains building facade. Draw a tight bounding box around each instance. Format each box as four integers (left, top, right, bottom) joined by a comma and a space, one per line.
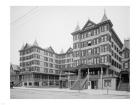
10, 64, 22, 87
118, 39, 130, 91
67, 12, 123, 90
12, 11, 130, 90
19, 41, 73, 87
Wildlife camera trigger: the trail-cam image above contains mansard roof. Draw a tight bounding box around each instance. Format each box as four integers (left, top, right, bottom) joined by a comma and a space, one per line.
19, 41, 73, 55
19, 40, 40, 51
71, 20, 113, 36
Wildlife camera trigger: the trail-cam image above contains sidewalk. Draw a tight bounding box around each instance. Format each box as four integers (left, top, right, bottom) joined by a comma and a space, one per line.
13, 87, 130, 96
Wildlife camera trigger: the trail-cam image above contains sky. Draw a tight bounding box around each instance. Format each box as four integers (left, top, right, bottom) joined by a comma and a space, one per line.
10, 6, 130, 65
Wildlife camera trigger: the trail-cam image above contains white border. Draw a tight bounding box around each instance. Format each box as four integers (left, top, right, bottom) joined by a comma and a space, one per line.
1, 0, 140, 105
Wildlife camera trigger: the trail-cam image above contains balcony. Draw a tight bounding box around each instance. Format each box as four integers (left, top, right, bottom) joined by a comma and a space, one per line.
89, 75, 100, 80
69, 75, 78, 81
60, 76, 67, 80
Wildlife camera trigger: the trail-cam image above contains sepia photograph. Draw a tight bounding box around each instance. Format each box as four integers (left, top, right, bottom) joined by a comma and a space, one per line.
10, 6, 130, 99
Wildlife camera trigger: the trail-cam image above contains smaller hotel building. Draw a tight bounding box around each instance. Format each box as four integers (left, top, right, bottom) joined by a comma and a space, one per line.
19, 41, 73, 88
11, 11, 129, 91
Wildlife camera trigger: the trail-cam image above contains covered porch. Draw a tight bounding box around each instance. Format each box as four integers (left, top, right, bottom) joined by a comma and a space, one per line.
20, 71, 60, 88
62, 64, 119, 90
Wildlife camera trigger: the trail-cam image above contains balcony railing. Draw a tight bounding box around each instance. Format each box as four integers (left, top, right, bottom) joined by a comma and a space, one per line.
69, 75, 78, 80
89, 75, 100, 80
88, 74, 116, 80
60, 77, 67, 80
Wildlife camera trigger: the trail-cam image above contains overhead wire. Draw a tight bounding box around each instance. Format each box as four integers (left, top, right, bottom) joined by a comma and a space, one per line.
11, 6, 39, 25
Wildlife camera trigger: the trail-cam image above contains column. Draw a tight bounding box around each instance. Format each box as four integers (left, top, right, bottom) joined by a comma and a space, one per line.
59, 71, 61, 88
48, 75, 49, 87
106, 67, 109, 76
88, 68, 90, 89
78, 68, 81, 79
88, 68, 89, 80
112, 70, 113, 76
54, 76, 55, 86
98, 70, 100, 77
100, 67, 103, 89
39, 81, 42, 87
69, 71, 71, 88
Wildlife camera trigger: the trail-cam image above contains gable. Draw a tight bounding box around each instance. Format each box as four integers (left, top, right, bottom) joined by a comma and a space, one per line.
82, 20, 96, 30
66, 47, 73, 53
10, 64, 20, 71
47, 46, 55, 53
24, 43, 30, 49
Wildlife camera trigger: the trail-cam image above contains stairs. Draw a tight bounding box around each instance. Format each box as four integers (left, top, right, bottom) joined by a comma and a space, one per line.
80, 76, 88, 89
118, 81, 129, 91
70, 76, 88, 90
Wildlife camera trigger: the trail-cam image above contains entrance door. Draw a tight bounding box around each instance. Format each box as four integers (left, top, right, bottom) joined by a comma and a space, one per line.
121, 74, 129, 83
91, 81, 97, 89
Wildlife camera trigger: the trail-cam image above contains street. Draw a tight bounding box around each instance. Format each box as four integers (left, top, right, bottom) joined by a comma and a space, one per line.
10, 87, 130, 99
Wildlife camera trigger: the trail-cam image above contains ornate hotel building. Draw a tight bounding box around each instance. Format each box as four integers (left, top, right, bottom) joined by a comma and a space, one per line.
64, 12, 123, 90
11, 11, 129, 90
19, 41, 73, 87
